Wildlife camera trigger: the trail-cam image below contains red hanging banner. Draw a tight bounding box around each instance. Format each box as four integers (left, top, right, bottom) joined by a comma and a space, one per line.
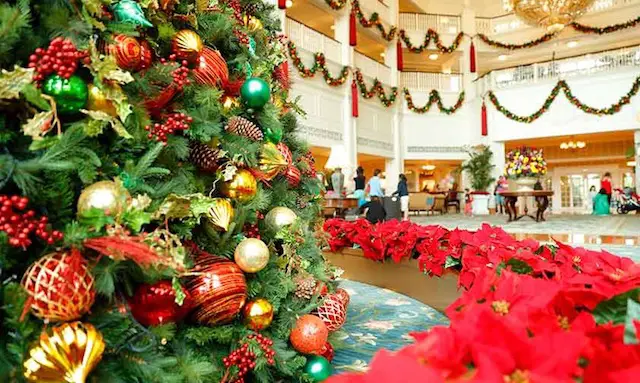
349, 12, 357, 47
278, 0, 286, 9
470, 41, 477, 73
396, 39, 403, 71
351, 80, 359, 117
481, 101, 488, 136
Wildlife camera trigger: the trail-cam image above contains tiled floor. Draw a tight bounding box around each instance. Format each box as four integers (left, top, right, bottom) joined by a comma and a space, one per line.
412, 213, 640, 262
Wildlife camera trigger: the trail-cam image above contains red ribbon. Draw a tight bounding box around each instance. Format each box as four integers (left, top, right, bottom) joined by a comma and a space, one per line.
349, 12, 357, 47
481, 101, 488, 136
351, 80, 359, 118
396, 40, 403, 71
470, 41, 477, 74
278, 0, 286, 9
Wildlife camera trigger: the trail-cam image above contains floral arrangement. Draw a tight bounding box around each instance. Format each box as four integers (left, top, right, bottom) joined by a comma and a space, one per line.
505, 147, 547, 178
323, 219, 640, 382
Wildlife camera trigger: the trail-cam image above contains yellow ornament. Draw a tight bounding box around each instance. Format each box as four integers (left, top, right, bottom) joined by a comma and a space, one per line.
234, 238, 269, 273
208, 198, 234, 231
221, 169, 258, 203
243, 15, 263, 31
77, 180, 130, 216
172, 29, 204, 63
222, 96, 240, 112
23, 322, 105, 383
87, 84, 117, 116
259, 143, 288, 180
243, 298, 274, 330
264, 206, 297, 233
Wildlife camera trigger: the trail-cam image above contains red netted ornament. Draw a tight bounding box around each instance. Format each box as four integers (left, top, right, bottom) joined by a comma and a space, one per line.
320, 341, 335, 362
284, 166, 301, 188
21, 250, 95, 322
314, 293, 347, 332
335, 288, 351, 307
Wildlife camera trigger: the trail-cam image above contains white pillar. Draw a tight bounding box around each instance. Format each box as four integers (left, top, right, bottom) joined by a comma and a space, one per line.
635, 130, 640, 192
383, 13, 403, 196
460, 6, 477, 102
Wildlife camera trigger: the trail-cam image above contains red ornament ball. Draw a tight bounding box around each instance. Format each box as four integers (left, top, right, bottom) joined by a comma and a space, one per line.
107, 34, 142, 71
129, 280, 192, 326
284, 166, 302, 188
184, 252, 247, 325
21, 250, 95, 322
193, 47, 229, 87
289, 314, 328, 354
319, 341, 334, 362
335, 288, 351, 307
138, 39, 154, 70
315, 293, 347, 332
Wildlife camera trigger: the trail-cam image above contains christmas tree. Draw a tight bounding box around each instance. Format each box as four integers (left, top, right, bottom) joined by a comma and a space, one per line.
0, 1, 344, 381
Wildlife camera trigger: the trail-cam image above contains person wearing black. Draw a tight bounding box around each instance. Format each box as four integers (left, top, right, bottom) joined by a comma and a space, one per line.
392, 174, 410, 220
354, 166, 366, 191
359, 196, 386, 224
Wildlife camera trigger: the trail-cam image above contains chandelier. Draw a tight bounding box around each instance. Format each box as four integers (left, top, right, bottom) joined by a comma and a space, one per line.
507, 0, 597, 32
559, 140, 586, 150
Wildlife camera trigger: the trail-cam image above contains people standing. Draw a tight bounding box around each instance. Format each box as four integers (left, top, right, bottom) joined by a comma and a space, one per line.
588, 185, 597, 213
464, 188, 473, 216
392, 174, 410, 220
601, 172, 613, 207
359, 196, 386, 224
494, 176, 507, 214
366, 169, 384, 197
354, 166, 366, 191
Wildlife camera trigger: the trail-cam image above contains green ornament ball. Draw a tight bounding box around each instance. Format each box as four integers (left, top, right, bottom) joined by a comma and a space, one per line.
263, 126, 283, 143
42, 75, 88, 114
240, 77, 271, 109
303, 355, 332, 382
112, 0, 153, 27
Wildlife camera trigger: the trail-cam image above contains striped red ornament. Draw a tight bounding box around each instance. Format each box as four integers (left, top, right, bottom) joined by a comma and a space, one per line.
193, 47, 229, 87
108, 34, 142, 71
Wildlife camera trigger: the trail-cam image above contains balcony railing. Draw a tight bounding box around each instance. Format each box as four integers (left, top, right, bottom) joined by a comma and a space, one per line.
486, 45, 640, 89
286, 18, 342, 64
355, 52, 392, 85
360, 0, 393, 28
399, 13, 462, 34
401, 72, 462, 92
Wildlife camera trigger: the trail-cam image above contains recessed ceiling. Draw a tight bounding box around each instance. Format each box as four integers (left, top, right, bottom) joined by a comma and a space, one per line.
286, 0, 336, 38
411, 0, 510, 18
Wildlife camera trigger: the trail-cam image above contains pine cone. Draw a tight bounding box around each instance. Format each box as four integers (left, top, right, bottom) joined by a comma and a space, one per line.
226, 116, 263, 141
242, 2, 262, 16
189, 142, 221, 172
294, 276, 317, 300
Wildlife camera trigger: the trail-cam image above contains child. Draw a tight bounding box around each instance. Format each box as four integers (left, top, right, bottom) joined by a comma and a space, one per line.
464, 189, 473, 216
588, 185, 597, 213
359, 196, 387, 224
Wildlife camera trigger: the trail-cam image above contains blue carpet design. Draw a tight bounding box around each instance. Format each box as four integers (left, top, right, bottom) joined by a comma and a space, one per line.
331, 280, 449, 374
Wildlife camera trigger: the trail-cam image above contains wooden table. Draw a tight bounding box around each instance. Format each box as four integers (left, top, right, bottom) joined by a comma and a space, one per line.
323, 197, 359, 218
498, 190, 554, 222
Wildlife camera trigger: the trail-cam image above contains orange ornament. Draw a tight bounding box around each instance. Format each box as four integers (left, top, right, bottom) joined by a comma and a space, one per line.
107, 34, 142, 71
21, 250, 96, 322
193, 47, 229, 86
289, 314, 328, 354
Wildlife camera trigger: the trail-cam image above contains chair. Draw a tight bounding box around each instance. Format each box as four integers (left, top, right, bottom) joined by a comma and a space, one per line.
445, 190, 460, 213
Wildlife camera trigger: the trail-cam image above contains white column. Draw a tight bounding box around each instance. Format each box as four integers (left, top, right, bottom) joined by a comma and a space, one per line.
635, 130, 640, 192
460, 6, 477, 102
383, 12, 403, 196
489, 141, 505, 188
268, 0, 286, 31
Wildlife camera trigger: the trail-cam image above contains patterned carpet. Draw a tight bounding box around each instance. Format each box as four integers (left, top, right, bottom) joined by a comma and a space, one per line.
331, 280, 449, 374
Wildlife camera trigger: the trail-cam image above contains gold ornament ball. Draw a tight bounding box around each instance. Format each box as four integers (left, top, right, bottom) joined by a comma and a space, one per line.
243, 298, 274, 330
24, 322, 105, 383
87, 84, 117, 116
77, 180, 130, 216
264, 207, 297, 232
221, 169, 258, 203
234, 238, 270, 273
172, 29, 203, 63
207, 198, 235, 232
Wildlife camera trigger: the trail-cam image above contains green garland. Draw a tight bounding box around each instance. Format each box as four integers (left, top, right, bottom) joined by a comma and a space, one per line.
325, 0, 348, 10
399, 29, 464, 54
570, 15, 640, 34
488, 75, 640, 123
351, 0, 397, 41
287, 41, 349, 86
403, 88, 465, 114
476, 32, 557, 50
354, 69, 398, 107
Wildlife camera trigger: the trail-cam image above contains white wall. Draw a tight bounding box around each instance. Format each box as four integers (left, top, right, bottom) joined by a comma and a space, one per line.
356, 98, 395, 157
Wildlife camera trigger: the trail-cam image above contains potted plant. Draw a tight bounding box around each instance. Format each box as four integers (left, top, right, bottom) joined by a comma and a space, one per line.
460, 145, 495, 215
504, 147, 547, 191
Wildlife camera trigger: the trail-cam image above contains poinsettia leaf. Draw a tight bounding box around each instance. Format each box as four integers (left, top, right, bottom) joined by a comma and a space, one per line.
0, 66, 34, 100
81, 109, 132, 139
505, 258, 533, 275
21, 111, 54, 140
593, 288, 640, 325
624, 298, 640, 345
445, 255, 461, 269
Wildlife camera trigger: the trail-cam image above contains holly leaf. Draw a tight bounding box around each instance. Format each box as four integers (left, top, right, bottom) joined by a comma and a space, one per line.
0, 66, 34, 100
155, 194, 195, 220
505, 258, 534, 275
104, 68, 134, 84
81, 0, 109, 15
22, 111, 54, 140
83, 118, 108, 137
81, 109, 132, 139
86, 41, 134, 85
102, 84, 133, 122
624, 298, 640, 345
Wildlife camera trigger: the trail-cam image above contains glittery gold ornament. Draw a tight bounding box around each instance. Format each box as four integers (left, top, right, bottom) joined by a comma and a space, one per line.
220, 169, 258, 203
23, 322, 105, 383
243, 298, 274, 330
77, 180, 130, 216
234, 238, 269, 273
87, 84, 117, 116
222, 96, 240, 111
259, 143, 288, 180
172, 30, 203, 63
264, 207, 297, 233
243, 15, 264, 31
207, 198, 234, 231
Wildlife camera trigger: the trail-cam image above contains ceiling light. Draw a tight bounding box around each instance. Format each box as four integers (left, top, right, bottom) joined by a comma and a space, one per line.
422, 165, 436, 171
285, 0, 293, 8
442, 68, 452, 74
380, 52, 386, 57
576, 141, 586, 148
330, 25, 335, 30
429, 53, 439, 60
498, 55, 508, 61
560, 140, 586, 150
560, 143, 568, 149
510, 0, 595, 33
567, 41, 578, 48
627, 161, 636, 167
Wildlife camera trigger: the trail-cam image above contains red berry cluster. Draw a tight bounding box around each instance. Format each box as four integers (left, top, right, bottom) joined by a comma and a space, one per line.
145, 113, 193, 144
0, 195, 63, 248
223, 334, 275, 383
243, 223, 260, 240
223, 0, 243, 24
160, 56, 192, 91
233, 29, 250, 45
28, 37, 86, 84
